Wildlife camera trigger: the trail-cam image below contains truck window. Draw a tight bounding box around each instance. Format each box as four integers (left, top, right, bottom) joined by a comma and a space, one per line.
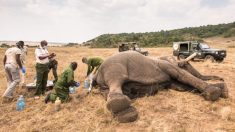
199, 43, 210, 49
192, 44, 198, 50
179, 43, 188, 51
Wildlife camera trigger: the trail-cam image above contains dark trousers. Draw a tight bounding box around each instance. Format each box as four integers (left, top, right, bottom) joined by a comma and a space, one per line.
35, 63, 49, 96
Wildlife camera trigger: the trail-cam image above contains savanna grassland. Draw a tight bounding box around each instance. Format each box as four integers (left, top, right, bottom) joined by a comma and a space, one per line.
0, 37, 235, 132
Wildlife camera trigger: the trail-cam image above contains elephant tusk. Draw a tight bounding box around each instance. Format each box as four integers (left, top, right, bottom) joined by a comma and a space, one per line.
185, 52, 197, 62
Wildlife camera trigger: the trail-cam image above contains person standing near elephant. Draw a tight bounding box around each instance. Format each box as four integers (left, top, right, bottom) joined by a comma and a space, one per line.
82, 57, 103, 77
34, 40, 56, 99
45, 62, 79, 103
2, 41, 25, 102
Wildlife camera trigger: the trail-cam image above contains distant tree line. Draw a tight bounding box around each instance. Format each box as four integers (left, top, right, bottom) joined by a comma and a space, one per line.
86, 22, 235, 48
64, 43, 79, 47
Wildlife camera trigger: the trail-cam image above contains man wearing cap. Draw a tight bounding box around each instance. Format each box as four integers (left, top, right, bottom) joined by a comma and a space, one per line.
34, 40, 56, 99
2, 41, 26, 102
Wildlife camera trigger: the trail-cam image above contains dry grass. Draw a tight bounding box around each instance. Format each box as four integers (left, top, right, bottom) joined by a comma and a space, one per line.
0, 37, 235, 132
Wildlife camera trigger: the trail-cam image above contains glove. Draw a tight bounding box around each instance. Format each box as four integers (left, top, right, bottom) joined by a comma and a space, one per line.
75, 82, 80, 87
21, 67, 26, 74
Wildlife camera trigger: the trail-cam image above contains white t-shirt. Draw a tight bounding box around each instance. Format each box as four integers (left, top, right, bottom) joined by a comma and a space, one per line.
5, 47, 22, 66
35, 47, 49, 64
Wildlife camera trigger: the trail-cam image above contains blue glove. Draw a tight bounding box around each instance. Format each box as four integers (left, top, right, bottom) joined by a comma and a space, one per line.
75, 82, 80, 87
21, 67, 26, 74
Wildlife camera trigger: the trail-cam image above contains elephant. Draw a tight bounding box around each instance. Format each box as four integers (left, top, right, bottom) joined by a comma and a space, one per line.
92, 51, 228, 123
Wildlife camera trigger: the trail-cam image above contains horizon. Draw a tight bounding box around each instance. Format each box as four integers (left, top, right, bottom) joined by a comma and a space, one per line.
1, 21, 234, 44
0, 0, 235, 43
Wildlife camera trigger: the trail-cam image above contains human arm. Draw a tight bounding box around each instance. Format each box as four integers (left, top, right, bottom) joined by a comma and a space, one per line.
36, 48, 56, 60
48, 53, 56, 59
16, 54, 23, 69
39, 53, 56, 60
87, 66, 95, 77
67, 70, 77, 86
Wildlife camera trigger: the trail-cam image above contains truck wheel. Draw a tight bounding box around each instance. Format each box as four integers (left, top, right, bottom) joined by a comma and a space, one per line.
205, 55, 215, 63
217, 58, 224, 63
178, 54, 185, 60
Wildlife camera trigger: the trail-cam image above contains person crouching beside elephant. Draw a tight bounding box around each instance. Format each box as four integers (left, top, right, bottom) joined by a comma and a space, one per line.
82, 57, 103, 77
45, 62, 80, 103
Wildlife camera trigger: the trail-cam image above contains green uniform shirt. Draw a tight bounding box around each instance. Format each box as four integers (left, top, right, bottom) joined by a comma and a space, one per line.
50, 66, 76, 102
87, 57, 103, 76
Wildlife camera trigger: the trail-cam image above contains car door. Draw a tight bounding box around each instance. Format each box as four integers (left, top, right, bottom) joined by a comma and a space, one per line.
179, 42, 191, 57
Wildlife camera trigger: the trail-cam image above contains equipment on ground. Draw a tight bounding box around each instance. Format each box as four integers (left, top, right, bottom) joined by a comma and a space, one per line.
55, 97, 61, 111
26, 80, 54, 90
16, 95, 25, 111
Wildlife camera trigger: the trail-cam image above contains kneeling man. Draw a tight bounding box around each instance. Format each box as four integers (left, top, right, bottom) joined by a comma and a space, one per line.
45, 62, 79, 103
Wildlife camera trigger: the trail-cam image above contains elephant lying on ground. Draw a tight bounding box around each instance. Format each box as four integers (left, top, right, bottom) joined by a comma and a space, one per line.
93, 51, 228, 123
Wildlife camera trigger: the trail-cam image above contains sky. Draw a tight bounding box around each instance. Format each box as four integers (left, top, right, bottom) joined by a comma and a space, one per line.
0, 0, 235, 43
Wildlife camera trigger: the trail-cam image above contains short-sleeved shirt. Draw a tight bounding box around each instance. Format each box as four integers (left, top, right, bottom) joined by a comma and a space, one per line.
35, 47, 49, 64
5, 47, 22, 66
86, 57, 103, 76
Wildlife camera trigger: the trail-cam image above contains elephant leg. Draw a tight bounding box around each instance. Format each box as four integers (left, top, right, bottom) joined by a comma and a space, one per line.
103, 64, 132, 113
103, 64, 139, 122
107, 83, 130, 113
182, 62, 224, 81
170, 80, 196, 92
211, 83, 228, 98
107, 83, 138, 123
158, 60, 221, 101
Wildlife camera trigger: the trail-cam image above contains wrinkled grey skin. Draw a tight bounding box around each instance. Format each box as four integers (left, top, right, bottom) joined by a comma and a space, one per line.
93, 51, 228, 123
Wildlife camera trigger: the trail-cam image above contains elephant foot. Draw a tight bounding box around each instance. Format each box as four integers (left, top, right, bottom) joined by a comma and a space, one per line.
115, 106, 138, 123
202, 85, 221, 101
107, 93, 131, 114
211, 83, 228, 98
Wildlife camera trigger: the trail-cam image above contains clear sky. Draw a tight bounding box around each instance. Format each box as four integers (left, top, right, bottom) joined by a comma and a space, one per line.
0, 0, 234, 43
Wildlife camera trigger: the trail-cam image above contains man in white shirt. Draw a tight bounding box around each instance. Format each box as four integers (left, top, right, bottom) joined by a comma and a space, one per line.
2, 41, 26, 101
34, 40, 56, 99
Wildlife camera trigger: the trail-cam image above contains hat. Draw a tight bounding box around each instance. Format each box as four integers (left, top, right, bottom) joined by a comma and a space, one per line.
41, 40, 48, 45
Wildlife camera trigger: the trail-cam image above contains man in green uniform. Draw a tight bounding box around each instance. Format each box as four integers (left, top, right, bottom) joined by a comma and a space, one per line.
45, 62, 79, 103
82, 57, 103, 77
